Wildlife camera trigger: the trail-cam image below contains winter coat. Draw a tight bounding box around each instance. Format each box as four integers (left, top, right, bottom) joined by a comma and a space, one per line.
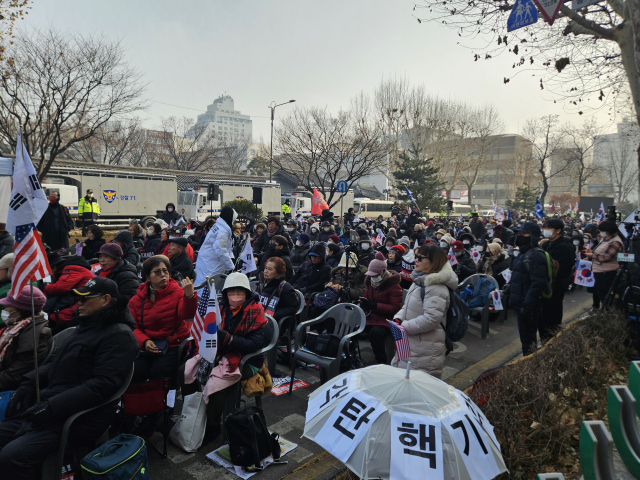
288, 230, 300, 244
410, 231, 427, 246
161, 203, 180, 225
502, 227, 515, 246
387, 258, 402, 274
143, 233, 162, 254
318, 228, 336, 243
195, 217, 235, 281
542, 236, 575, 280
290, 243, 312, 268
290, 244, 332, 294
453, 250, 477, 283
0, 315, 52, 391
129, 278, 198, 349
258, 246, 294, 281
329, 264, 368, 302
154, 239, 170, 256
21, 305, 137, 435
96, 260, 140, 302
114, 231, 140, 266
362, 271, 403, 328
469, 219, 486, 240
508, 242, 549, 311
252, 225, 293, 253
170, 251, 196, 281
37, 201, 74, 251
339, 233, 351, 246
131, 234, 145, 249
257, 275, 299, 321
326, 254, 340, 269
0, 231, 14, 258
44, 257, 95, 327
391, 263, 458, 378
81, 237, 105, 262
357, 248, 375, 268
479, 254, 511, 289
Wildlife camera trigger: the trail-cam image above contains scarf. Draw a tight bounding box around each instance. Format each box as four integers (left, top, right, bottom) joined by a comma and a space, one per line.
97, 264, 116, 278
483, 255, 498, 276
411, 270, 426, 281
0, 318, 31, 368
266, 228, 277, 238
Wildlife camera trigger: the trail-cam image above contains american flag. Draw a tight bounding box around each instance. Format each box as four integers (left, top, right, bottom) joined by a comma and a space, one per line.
192, 280, 220, 362
11, 223, 50, 298
387, 320, 410, 361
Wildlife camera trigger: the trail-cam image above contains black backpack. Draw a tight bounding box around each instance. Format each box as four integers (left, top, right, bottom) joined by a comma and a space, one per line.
421, 285, 469, 355
225, 401, 282, 469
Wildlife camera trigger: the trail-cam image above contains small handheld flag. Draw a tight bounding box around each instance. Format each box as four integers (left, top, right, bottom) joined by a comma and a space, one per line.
240, 238, 257, 274
191, 279, 221, 362
387, 320, 410, 361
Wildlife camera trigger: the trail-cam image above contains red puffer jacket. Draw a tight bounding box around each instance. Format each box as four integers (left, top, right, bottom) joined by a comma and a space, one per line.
362, 270, 404, 328
129, 279, 198, 349
44, 264, 95, 326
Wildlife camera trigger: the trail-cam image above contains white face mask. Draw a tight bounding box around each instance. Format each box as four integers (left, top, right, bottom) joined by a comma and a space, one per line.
323, 227, 330, 232
477, 246, 484, 252
288, 227, 294, 232
1, 310, 11, 322
361, 243, 370, 251
463, 240, 470, 245
311, 227, 318, 233
436, 234, 442, 240
573, 240, 580, 246
296, 241, 302, 246
440, 242, 448, 248
543, 229, 554, 239
513, 251, 520, 257
583, 237, 589, 243
168, 207, 174, 212
454, 251, 462, 257
371, 274, 383, 284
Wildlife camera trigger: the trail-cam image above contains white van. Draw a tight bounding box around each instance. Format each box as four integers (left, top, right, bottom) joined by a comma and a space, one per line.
353, 200, 395, 219
42, 184, 79, 216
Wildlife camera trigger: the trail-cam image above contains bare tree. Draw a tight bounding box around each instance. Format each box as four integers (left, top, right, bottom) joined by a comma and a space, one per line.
154, 117, 217, 171
214, 133, 253, 174
272, 100, 387, 208
0, 27, 147, 179
561, 119, 603, 196
0, 0, 30, 63
521, 115, 568, 205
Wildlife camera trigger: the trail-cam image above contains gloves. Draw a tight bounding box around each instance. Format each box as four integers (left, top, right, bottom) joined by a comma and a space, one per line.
520, 306, 534, 322
4, 383, 36, 419
23, 401, 53, 427
217, 328, 231, 346
359, 298, 376, 311
298, 287, 307, 294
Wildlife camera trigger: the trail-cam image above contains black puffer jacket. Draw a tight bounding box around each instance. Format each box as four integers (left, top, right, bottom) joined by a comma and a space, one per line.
98, 260, 140, 302
542, 236, 575, 280
81, 237, 106, 262
252, 225, 292, 253
113, 230, 140, 266
161, 203, 180, 225
17, 305, 137, 434
258, 246, 294, 281
143, 233, 162, 254
469, 219, 487, 240
257, 275, 299, 321
290, 243, 331, 294
0, 231, 14, 258
387, 258, 402, 274
508, 240, 549, 311
318, 227, 336, 243
290, 242, 311, 268
453, 249, 477, 283
170, 251, 196, 281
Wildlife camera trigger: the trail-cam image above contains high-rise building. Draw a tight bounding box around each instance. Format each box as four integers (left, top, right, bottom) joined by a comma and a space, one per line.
193, 94, 252, 140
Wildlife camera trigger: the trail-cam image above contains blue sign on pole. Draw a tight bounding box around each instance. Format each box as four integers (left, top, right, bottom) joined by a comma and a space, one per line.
507, 0, 538, 32
336, 180, 348, 193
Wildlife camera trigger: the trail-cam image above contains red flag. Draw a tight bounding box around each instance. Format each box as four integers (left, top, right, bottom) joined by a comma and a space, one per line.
311, 188, 329, 215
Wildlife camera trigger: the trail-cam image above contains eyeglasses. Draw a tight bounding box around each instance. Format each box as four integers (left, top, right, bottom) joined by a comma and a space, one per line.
150, 268, 170, 276
77, 294, 104, 304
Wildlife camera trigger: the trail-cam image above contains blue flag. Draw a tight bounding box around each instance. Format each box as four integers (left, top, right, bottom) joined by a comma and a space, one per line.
404, 186, 415, 204
507, 207, 512, 220
534, 196, 544, 219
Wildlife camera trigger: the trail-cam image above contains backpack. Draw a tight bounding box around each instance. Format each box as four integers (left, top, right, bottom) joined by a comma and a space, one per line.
522, 247, 556, 298
421, 285, 469, 355
81, 434, 149, 480
225, 400, 282, 469
459, 277, 496, 308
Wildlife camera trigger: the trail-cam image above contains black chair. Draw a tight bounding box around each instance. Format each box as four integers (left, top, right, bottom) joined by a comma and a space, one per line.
41, 365, 135, 480
267, 289, 305, 371
458, 274, 500, 339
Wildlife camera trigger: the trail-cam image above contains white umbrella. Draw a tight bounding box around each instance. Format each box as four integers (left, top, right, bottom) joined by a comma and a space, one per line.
303, 364, 507, 480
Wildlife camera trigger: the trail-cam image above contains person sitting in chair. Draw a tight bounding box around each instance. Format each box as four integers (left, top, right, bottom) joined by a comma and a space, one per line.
0, 277, 137, 480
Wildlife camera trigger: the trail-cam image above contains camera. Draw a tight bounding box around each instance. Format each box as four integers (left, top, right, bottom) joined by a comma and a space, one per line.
345, 241, 359, 255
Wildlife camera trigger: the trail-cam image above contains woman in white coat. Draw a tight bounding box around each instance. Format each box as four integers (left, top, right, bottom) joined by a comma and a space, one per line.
194, 207, 237, 283
391, 244, 458, 378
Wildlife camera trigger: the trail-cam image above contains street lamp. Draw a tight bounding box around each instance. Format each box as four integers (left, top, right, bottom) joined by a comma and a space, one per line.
269, 99, 296, 183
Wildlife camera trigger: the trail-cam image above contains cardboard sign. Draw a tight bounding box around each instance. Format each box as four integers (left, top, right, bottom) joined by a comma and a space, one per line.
390, 412, 444, 480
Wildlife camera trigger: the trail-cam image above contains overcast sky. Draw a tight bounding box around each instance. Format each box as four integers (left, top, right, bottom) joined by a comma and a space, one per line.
26, 0, 618, 140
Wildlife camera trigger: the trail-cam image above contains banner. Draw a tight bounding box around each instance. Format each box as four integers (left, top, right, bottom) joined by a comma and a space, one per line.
390, 412, 443, 480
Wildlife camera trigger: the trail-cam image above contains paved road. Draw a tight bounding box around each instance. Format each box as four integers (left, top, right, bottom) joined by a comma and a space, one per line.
147, 288, 594, 479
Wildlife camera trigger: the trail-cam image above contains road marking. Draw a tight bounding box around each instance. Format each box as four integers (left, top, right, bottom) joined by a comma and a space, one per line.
280, 451, 341, 480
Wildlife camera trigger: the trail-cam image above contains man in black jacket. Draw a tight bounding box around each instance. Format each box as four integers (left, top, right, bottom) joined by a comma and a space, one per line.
0, 277, 137, 480
540, 218, 575, 343
508, 222, 550, 356
252, 217, 292, 253
161, 202, 180, 225
168, 237, 196, 281
290, 243, 331, 296
469, 213, 487, 240
37, 191, 74, 252
451, 240, 477, 282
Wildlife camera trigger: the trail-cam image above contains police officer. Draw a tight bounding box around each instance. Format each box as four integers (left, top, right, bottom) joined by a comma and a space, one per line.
78, 189, 101, 236
281, 199, 292, 220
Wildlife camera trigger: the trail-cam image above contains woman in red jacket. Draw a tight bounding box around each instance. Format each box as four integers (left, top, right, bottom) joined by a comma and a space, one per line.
129, 255, 197, 382
358, 252, 403, 364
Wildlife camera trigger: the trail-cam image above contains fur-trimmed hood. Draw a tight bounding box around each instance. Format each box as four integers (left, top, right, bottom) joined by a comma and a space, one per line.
413, 262, 458, 290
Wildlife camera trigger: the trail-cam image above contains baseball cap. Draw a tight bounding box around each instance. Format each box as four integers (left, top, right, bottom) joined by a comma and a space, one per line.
452, 240, 465, 252
72, 277, 119, 297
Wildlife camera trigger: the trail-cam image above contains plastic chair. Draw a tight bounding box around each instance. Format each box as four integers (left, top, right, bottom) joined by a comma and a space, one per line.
288, 303, 366, 392
458, 274, 500, 339
267, 289, 305, 370
41, 365, 134, 480
211, 273, 228, 293
175, 336, 195, 389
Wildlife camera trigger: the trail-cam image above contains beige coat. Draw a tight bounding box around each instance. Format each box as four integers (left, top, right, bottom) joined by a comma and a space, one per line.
391, 262, 458, 378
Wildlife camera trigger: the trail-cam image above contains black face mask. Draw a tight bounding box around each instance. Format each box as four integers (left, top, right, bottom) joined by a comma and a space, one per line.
515, 235, 530, 246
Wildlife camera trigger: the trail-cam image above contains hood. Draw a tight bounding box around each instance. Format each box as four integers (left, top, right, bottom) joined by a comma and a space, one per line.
220, 206, 238, 227
414, 262, 458, 290
165, 203, 176, 212
268, 245, 291, 257
309, 242, 327, 260
459, 232, 477, 244
59, 255, 92, 271
114, 230, 134, 249
112, 259, 138, 275
365, 269, 401, 289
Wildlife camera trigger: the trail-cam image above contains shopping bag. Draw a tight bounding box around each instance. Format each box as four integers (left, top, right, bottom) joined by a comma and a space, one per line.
169, 392, 207, 452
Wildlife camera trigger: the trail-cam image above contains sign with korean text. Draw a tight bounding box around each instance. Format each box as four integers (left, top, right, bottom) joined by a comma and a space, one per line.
532, 0, 563, 25
455, 391, 500, 451
390, 412, 444, 480
315, 391, 388, 463
305, 373, 357, 423
618, 252, 635, 263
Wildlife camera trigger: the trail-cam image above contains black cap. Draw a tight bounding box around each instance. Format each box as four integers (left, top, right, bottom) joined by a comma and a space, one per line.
287, 219, 297, 225
168, 236, 188, 247
321, 221, 331, 227
72, 277, 119, 297
515, 222, 542, 237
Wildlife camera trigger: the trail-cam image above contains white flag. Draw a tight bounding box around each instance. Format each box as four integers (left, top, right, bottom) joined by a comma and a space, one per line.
240, 237, 257, 274
7, 132, 48, 234
192, 279, 222, 363
580, 213, 585, 223
376, 231, 385, 245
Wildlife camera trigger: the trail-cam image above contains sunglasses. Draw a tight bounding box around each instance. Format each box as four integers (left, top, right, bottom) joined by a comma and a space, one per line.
415, 255, 427, 262
77, 294, 104, 304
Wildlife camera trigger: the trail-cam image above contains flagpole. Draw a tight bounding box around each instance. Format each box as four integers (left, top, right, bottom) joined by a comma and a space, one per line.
30, 282, 40, 403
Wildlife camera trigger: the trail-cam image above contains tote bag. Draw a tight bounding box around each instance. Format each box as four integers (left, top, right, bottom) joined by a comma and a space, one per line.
169, 393, 207, 452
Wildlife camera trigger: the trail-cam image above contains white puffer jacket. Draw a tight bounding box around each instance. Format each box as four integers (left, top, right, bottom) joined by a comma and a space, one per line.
391, 262, 458, 378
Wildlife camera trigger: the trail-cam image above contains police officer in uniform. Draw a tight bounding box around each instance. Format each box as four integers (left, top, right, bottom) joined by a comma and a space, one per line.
78, 189, 101, 236
281, 198, 292, 220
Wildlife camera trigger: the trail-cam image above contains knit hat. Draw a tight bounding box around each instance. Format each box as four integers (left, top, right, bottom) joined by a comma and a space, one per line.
390, 245, 406, 256
452, 240, 465, 252
440, 235, 452, 246
328, 234, 340, 244
356, 228, 368, 238
298, 233, 310, 244
0, 286, 46, 312
98, 243, 123, 260
398, 237, 411, 249
388, 228, 397, 237
366, 252, 387, 276
0, 253, 14, 276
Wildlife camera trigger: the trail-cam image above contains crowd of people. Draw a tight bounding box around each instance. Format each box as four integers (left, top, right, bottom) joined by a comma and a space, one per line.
0, 193, 634, 477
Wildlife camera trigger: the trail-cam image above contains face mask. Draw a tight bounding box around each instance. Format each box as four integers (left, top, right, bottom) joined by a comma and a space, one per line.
287, 227, 294, 232
436, 234, 442, 240
168, 208, 174, 212
371, 274, 383, 284
440, 242, 448, 248
454, 251, 462, 257
296, 241, 302, 246
513, 251, 520, 257
477, 246, 484, 252
311, 227, 318, 233
1, 310, 11, 322
323, 227, 330, 232
88, 194, 93, 199
228, 294, 245, 308
463, 240, 470, 245
573, 240, 580, 246
49, 197, 58, 204
361, 243, 370, 251
583, 237, 589, 242
543, 229, 554, 239
399, 230, 405, 234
